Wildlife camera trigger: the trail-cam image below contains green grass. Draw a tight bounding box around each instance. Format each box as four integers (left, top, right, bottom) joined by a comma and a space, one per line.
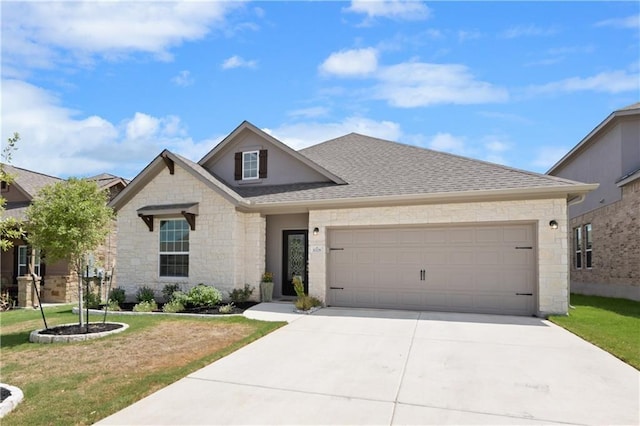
549, 294, 640, 370
0, 305, 285, 425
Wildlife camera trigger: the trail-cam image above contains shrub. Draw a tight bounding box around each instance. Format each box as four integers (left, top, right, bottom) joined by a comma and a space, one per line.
218, 302, 235, 314
292, 275, 305, 298
162, 283, 181, 302
294, 295, 322, 311
162, 299, 184, 313
106, 299, 121, 311
187, 284, 221, 308
136, 286, 156, 303
261, 272, 273, 282
133, 300, 157, 312
84, 291, 102, 309
229, 284, 254, 303
171, 291, 190, 307
108, 287, 126, 306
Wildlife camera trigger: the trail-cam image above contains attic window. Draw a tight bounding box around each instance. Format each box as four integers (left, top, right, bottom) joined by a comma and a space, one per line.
235, 150, 267, 180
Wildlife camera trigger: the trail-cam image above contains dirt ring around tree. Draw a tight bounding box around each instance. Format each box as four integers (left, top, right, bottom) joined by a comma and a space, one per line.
29, 322, 129, 344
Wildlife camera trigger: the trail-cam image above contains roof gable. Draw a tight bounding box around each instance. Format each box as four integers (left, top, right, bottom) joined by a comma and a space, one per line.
198, 121, 345, 186
1, 163, 62, 200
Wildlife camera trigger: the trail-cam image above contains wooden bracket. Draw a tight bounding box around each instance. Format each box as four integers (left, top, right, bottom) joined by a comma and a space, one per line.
182, 212, 196, 231
162, 154, 175, 175
138, 214, 154, 231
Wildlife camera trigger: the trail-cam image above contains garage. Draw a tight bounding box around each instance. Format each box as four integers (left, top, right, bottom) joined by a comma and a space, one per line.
327, 223, 537, 316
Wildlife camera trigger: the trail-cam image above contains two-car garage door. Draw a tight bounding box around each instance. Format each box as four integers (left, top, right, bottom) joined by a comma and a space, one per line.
328, 224, 536, 316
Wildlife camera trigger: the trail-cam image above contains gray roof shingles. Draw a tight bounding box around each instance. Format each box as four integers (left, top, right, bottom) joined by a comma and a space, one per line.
233, 133, 584, 204
1, 164, 62, 198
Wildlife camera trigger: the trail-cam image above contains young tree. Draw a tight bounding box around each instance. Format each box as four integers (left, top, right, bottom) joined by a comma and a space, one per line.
1, 133, 24, 251
26, 178, 114, 327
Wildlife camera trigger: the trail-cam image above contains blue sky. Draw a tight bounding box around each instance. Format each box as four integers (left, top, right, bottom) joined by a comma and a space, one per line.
1, 1, 638, 180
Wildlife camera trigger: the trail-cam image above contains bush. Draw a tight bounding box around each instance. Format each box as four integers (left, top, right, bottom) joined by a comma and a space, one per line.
171, 290, 190, 307
108, 287, 126, 306
162, 299, 184, 313
229, 284, 254, 303
162, 283, 181, 302
294, 296, 322, 311
84, 291, 102, 309
218, 302, 235, 314
106, 299, 121, 311
136, 286, 156, 303
187, 284, 221, 308
292, 275, 305, 298
133, 300, 157, 312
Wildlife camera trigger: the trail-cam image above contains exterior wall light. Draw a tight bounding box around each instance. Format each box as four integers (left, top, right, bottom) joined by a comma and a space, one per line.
313, 227, 319, 236
549, 220, 559, 230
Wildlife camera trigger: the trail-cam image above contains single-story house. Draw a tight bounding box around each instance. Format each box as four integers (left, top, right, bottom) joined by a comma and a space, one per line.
0, 164, 127, 304
110, 121, 597, 316
548, 103, 639, 301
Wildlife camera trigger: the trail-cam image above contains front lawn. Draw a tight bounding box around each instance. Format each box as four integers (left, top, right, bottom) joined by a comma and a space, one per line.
549, 294, 640, 370
0, 305, 284, 425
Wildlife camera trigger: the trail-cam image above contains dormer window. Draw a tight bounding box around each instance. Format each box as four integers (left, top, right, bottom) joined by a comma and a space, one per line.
235, 149, 268, 181
243, 151, 259, 180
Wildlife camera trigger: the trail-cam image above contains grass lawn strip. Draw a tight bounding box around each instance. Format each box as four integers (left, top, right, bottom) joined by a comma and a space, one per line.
0, 305, 284, 425
549, 294, 640, 370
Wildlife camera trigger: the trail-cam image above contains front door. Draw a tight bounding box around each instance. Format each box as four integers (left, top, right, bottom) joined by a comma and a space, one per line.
282, 230, 308, 296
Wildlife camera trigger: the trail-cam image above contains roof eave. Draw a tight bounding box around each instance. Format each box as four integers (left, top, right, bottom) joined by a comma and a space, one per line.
240, 184, 600, 214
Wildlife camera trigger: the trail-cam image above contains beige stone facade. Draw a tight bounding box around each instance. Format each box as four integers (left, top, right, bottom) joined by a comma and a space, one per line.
309, 198, 569, 316
569, 179, 640, 300
115, 166, 264, 301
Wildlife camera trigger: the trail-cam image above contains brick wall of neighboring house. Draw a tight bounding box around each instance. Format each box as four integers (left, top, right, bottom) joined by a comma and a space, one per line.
569, 179, 640, 300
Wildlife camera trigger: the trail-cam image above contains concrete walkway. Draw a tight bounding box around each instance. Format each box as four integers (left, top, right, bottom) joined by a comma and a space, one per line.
98, 304, 639, 425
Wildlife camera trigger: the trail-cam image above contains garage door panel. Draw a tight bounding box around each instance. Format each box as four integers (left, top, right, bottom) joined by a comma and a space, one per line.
328, 224, 536, 316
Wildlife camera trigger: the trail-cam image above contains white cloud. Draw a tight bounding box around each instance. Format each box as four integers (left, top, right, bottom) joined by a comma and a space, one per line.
0, 79, 211, 179
287, 107, 331, 119
171, 70, 194, 87
221, 55, 258, 70
263, 117, 402, 150
319, 48, 379, 77
532, 146, 572, 171
374, 62, 509, 107
345, 1, 431, 22
1, 1, 243, 72
595, 15, 640, 29
428, 133, 467, 154
529, 70, 640, 95
501, 24, 558, 39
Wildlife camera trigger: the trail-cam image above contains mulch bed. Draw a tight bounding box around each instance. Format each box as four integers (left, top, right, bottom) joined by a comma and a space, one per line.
118, 301, 259, 315
0, 387, 10, 403
39, 323, 123, 335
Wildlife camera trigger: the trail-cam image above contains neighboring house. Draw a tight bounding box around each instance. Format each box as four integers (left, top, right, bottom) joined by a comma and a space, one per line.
0, 164, 127, 303
110, 121, 596, 317
548, 103, 640, 301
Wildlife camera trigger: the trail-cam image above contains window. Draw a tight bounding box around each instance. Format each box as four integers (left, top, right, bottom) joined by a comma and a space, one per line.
242, 151, 259, 180
1, 181, 7, 192
159, 219, 189, 277
574, 227, 582, 269
585, 223, 592, 269
18, 245, 41, 276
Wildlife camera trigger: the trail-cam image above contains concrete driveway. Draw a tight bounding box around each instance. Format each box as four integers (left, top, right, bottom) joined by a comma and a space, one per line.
99, 304, 639, 425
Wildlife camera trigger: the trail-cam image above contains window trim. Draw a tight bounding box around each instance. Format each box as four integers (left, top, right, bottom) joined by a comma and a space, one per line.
158, 218, 190, 278
584, 223, 592, 269
18, 245, 41, 276
242, 150, 260, 180
574, 227, 582, 270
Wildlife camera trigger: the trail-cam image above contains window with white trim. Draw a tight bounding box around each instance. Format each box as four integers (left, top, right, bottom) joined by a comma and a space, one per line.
584, 223, 592, 269
574, 227, 582, 269
18, 245, 41, 276
159, 219, 189, 277
242, 151, 259, 180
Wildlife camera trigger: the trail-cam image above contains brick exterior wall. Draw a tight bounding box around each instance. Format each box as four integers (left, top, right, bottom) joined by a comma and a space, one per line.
309, 198, 569, 316
569, 179, 640, 300
115, 165, 264, 302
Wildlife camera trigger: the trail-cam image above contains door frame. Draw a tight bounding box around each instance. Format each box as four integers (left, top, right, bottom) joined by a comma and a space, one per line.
281, 229, 309, 296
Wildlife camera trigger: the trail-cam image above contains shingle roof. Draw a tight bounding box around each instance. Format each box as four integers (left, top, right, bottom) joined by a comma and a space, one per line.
234, 133, 586, 204
1, 163, 62, 198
